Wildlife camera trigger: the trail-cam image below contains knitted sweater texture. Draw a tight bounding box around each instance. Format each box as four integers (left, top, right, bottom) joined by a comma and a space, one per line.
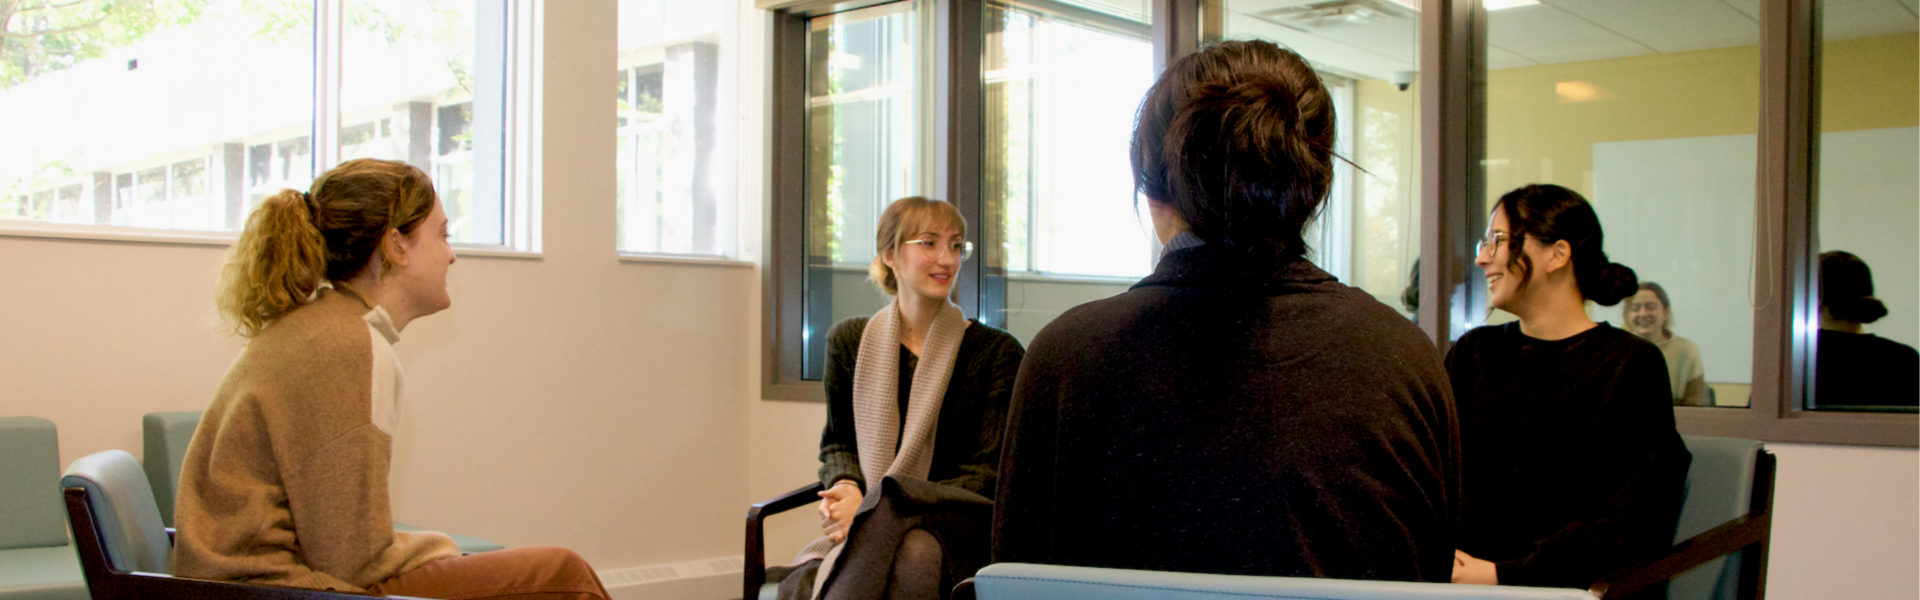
171, 289, 459, 591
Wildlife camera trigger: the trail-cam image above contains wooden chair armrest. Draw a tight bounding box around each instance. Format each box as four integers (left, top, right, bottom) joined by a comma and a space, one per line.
1589, 511, 1772, 599
744, 482, 828, 600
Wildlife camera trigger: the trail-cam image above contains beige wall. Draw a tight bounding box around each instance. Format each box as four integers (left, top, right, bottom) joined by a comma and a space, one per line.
0, 0, 755, 576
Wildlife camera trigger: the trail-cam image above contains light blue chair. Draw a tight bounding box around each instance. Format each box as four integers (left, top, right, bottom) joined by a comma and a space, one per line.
1588, 436, 1775, 600
0, 416, 87, 600
61, 449, 422, 599
965, 436, 1775, 600
966, 563, 1599, 600
142, 411, 504, 555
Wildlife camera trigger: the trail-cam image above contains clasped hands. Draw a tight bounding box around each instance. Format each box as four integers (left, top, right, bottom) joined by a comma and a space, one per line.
817, 481, 863, 543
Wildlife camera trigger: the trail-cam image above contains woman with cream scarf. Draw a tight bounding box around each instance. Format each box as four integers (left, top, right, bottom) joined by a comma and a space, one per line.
776, 196, 1025, 600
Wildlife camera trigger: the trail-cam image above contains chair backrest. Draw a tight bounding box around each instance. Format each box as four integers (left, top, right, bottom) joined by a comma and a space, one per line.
972, 563, 1600, 600
141, 411, 203, 528
1670, 436, 1768, 600
60, 450, 172, 574
0, 416, 69, 551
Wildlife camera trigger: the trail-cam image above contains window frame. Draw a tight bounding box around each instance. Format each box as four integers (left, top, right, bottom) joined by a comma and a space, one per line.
0, 0, 541, 255
764, 0, 1920, 448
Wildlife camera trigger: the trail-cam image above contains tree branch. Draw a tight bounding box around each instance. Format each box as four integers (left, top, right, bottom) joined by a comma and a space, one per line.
17, 0, 102, 14
0, 15, 107, 40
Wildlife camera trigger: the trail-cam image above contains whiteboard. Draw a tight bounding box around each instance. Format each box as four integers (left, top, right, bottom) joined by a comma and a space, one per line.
1593, 127, 1918, 385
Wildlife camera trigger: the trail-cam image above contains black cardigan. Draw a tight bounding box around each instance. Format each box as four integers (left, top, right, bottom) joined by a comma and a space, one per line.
818, 317, 1026, 498
1447, 322, 1691, 591
992, 245, 1461, 583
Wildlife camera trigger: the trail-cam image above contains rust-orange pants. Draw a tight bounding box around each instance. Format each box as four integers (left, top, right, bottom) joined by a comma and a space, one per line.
367, 546, 610, 600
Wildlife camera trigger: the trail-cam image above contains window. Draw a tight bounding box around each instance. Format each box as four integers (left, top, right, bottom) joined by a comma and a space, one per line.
984, 1, 1155, 344
616, 0, 739, 257
1806, 0, 1916, 413
0, 0, 311, 232
1214, 0, 1422, 321
1, 0, 532, 251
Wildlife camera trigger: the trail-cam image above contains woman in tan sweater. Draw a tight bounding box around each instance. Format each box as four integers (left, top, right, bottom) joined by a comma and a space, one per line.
173, 158, 609, 599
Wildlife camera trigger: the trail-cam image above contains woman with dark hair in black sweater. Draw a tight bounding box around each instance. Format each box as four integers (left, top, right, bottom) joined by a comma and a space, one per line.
1449, 184, 1691, 597
1814, 250, 1918, 407
993, 40, 1459, 583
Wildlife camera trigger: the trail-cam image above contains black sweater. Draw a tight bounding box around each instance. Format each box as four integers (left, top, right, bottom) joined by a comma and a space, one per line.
1447, 322, 1691, 591
1813, 330, 1919, 407
993, 246, 1460, 582
818, 317, 1026, 498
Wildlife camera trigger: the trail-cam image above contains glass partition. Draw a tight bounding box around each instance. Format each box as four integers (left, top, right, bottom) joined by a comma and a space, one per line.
1216, 0, 1423, 321
1807, 0, 1918, 411
1481, 0, 1761, 407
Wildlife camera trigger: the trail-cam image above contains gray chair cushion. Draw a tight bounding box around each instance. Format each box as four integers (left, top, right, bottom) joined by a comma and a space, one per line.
0, 417, 67, 551
142, 411, 203, 529
973, 563, 1600, 600
60, 450, 171, 574
1671, 436, 1762, 600
0, 545, 87, 600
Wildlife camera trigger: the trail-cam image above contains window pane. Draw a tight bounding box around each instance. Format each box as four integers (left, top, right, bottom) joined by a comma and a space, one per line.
1809, 1, 1917, 411
1482, 0, 1759, 408
801, 1, 925, 380
617, 0, 730, 255
1219, 0, 1423, 322
984, 0, 1154, 344
340, 0, 503, 245
0, 1, 313, 231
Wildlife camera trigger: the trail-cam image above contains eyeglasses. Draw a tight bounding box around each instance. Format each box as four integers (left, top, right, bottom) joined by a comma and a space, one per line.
1477, 231, 1518, 256
902, 239, 975, 262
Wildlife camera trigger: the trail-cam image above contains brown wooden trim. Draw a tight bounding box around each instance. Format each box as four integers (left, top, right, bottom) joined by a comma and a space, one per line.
763, 8, 823, 402
1152, 0, 1199, 75
1419, 0, 1482, 351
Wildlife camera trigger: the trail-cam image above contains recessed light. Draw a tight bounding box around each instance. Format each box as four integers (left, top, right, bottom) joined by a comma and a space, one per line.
1485, 0, 1541, 10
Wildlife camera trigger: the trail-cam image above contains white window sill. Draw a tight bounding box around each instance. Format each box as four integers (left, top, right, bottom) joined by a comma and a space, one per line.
0, 222, 236, 247
618, 252, 755, 268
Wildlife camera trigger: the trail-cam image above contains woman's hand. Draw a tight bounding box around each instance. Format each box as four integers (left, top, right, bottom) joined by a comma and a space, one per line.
817, 482, 864, 542
1452, 550, 1498, 585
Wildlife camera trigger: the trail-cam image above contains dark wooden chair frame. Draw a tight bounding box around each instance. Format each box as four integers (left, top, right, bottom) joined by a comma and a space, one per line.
63, 487, 428, 600
743, 482, 826, 600
1589, 449, 1778, 600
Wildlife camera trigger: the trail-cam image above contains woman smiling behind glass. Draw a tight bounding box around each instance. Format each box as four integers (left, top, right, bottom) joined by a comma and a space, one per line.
775, 197, 1025, 600
1624, 282, 1709, 406
1448, 184, 1690, 598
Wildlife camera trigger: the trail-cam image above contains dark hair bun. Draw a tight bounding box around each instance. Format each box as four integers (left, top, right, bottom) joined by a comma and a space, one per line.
1584, 261, 1639, 307
1829, 296, 1889, 324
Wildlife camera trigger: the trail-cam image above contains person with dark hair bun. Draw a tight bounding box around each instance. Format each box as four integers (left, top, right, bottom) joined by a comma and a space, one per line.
994, 40, 1458, 583
1447, 184, 1690, 597
1814, 251, 1918, 407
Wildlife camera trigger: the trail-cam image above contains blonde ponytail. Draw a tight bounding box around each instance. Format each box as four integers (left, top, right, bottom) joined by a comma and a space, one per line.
216, 189, 328, 337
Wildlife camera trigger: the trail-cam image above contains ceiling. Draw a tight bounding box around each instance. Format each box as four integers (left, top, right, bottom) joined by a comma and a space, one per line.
1222, 0, 1919, 80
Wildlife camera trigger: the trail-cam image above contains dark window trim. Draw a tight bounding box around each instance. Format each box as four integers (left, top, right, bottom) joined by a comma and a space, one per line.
1672, 0, 1916, 447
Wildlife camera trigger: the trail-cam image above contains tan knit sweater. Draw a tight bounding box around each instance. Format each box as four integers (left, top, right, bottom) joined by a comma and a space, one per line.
171, 288, 460, 591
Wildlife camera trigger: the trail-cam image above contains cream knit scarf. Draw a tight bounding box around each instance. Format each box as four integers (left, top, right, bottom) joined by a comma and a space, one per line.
794, 297, 969, 599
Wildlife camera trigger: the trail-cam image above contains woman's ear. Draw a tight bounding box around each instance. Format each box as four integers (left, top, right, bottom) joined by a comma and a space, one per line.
1544, 239, 1572, 274
881, 247, 895, 269
382, 228, 412, 270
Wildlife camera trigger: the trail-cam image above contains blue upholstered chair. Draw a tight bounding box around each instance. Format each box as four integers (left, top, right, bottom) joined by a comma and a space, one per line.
1588, 436, 1775, 600
60, 449, 427, 599
141, 411, 504, 554
960, 436, 1775, 600
0, 417, 87, 600
965, 563, 1599, 600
